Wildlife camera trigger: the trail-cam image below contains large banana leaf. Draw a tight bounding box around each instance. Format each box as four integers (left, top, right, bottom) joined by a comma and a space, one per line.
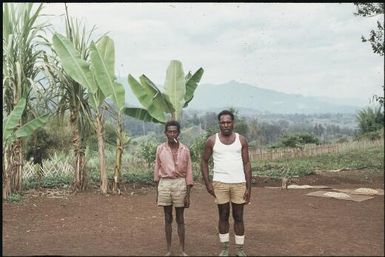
113, 82, 126, 110
15, 113, 50, 138
52, 33, 97, 94
122, 107, 164, 123
164, 60, 186, 120
184, 67, 204, 107
3, 97, 26, 141
140, 75, 174, 113
95, 36, 114, 76
90, 37, 125, 111
127, 74, 166, 122
2, 4, 12, 40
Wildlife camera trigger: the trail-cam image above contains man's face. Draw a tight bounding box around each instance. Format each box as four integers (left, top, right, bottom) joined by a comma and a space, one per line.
165, 125, 179, 143
219, 114, 234, 136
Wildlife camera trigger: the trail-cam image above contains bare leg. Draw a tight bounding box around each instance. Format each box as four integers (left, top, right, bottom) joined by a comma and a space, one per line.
176, 207, 187, 256
218, 203, 230, 256
217, 203, 230, 234
232, 203, 247, 256
231, 203, 244, 235
163, 206, 173, 255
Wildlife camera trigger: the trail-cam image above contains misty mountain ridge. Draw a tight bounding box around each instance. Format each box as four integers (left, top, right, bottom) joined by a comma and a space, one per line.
120, 79, 364, 115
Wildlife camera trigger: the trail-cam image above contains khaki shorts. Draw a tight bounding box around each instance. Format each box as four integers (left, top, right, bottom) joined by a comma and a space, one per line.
213, 181, 246, 204
157, 178, 187, 207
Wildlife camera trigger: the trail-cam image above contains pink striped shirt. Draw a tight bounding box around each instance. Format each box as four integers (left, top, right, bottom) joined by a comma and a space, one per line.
154, 142, 193, 186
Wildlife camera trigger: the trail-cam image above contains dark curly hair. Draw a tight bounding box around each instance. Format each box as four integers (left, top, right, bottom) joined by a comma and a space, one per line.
217, 110, 234, 121
164, 120, 181, 133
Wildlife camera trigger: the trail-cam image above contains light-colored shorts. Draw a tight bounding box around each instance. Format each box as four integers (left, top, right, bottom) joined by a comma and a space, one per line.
213, 181, 246, 205
157, 177, 187, 207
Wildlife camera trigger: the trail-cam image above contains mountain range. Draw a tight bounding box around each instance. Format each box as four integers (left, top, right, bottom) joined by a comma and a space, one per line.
120, 79, 364, 115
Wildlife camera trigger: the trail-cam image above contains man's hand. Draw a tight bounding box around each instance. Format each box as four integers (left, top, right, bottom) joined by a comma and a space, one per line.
184, 195, 190, 208
155, 182, 159, 204
206, 183, 216, 198
155, 190, 158, 204
243, 189, 251, 204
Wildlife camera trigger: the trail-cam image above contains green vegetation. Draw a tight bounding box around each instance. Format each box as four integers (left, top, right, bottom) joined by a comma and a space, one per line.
252, 143, 384, 178
23, 174, 72, 190
356, 106, 384, 134
121, 172, 154, 185
271, 133, 320, 149
7, 193, 23, 203
126, 60, 204, 123
140, 141, 158, 168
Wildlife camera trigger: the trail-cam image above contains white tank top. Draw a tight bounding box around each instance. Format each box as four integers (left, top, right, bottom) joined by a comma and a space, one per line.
212, 133, 245, 183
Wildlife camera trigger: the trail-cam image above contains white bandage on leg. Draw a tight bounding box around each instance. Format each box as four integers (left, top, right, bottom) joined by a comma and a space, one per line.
235, 235, 245, 245
219, 233, 229, 243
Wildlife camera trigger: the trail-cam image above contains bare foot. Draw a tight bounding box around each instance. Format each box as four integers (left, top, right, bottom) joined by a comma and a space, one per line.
165, 251, 171, 256
181, 251, 188, 256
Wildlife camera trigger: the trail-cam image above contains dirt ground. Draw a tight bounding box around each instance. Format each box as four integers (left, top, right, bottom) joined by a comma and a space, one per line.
3, 169, 384, 256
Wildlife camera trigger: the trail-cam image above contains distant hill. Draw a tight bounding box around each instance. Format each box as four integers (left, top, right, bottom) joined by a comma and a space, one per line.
120, 78, 363, 114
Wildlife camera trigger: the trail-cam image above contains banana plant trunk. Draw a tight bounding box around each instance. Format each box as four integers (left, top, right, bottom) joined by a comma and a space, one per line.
3, 147, 12, 199
70, 108, 87, 191
112, 114, 123, 194
3, 140, 22, 199
11, 138, 23, 192
95, 112, 108, 194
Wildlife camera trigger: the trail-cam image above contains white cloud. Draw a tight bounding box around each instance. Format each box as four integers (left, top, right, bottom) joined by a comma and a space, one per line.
41, 2, 384, 104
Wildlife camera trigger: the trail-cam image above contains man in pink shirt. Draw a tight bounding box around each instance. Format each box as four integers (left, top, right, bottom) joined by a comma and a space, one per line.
154, 120, 193, 256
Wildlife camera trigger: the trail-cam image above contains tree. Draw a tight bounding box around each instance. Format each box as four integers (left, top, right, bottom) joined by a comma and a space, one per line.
45, 7, 96, 192
3, 3, 49, 198
354, 3, 384, 56
228, 107, 249, 138
354, 3, 384, 106
3, 98, 49, 199
356, 105, 384, 134
52, 33, 125, 194
277, 133, 320, 149
126, 60, 204, 123
105, 105, 131, 194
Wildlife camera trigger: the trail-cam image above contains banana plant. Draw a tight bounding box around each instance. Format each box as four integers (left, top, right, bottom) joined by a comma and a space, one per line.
3, 2, 49, 199
126, 60, 204, 122
52, 32, 125, 194
3, 97, 50, 199
3, 98, 50, 147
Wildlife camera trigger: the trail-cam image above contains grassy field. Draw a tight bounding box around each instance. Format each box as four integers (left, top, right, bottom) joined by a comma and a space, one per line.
251, 143, 384, 178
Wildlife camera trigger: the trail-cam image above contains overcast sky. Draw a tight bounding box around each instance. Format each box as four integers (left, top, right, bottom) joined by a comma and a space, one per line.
41, 3, 383, 105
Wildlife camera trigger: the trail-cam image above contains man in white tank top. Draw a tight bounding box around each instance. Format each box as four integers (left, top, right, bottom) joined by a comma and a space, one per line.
201, 110, 252, 256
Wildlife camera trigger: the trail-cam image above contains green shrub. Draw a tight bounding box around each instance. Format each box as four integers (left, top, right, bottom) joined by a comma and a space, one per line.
139, 141, 157, 168
277, 133, 320, 148
354, 128, 384, 141
190, 134, 208, 162
122, 171, 154, 185
23, 174, 73, 189
7, 193, 23, 203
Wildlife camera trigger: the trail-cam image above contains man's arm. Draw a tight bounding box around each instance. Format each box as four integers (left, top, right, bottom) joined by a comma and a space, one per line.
184, 150, 194, 208
184, 184, 193, 208
154, 146, 160, 203
200, 136, 215, 197
240, 135, 252, 204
